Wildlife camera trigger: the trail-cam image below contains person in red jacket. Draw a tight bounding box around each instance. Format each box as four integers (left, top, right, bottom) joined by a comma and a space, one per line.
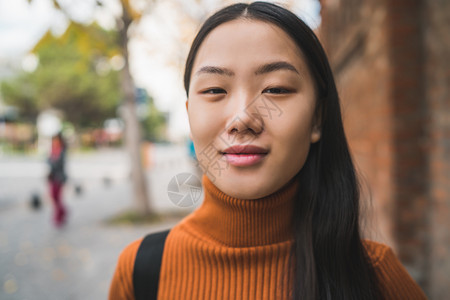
110, 2, 428, 299
47, 132, 67, 227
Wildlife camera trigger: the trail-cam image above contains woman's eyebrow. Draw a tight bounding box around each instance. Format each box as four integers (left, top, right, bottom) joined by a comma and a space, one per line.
255, 61, 300, 75
195, 66, 235, 77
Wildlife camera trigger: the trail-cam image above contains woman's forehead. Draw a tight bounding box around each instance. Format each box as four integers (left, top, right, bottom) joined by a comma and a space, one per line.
192, 19, 306, 72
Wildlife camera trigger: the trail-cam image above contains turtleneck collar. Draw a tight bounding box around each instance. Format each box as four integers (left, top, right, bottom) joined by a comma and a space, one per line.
186, 174, 299, 247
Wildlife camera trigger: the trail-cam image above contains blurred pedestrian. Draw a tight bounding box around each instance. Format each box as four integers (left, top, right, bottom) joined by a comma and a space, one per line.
47, 132, 67, 227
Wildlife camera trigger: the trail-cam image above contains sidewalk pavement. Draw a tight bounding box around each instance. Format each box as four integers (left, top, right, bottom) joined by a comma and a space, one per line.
0, 145, 202, 300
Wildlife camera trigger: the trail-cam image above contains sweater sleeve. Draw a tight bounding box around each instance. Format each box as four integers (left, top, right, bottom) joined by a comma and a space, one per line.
365, 240, 428, 300
109, 238, 143, 300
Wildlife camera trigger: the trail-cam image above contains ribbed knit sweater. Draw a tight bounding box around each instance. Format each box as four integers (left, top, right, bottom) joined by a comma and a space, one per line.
109, 174, 427, 300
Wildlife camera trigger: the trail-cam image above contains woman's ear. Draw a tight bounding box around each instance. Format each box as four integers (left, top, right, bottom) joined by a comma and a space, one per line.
310, 123, 321, 143
310, 111, 321, 143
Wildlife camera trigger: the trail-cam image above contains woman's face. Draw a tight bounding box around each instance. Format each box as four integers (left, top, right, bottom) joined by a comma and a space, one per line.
187, 19, 320, 199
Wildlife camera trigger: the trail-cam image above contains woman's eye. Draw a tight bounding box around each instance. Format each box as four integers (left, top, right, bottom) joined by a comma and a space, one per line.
201, 88, 226, 94
263, 87, 291, 94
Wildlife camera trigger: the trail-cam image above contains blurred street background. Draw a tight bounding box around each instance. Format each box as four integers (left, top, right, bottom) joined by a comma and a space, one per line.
0, 0, 449, 299
0, 145, 202, 299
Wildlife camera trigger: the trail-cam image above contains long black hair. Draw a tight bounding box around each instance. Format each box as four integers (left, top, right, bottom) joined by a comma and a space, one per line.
184, 2, 382, 299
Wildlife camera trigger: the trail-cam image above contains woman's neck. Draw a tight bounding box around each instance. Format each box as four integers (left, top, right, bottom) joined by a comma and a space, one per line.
186, 174, 299, 247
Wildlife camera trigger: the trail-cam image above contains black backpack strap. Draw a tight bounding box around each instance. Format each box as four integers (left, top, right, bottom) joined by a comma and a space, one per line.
133, 229, 170, 300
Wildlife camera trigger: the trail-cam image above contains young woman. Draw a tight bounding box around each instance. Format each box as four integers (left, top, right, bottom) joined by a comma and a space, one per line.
109, 2, 427, 299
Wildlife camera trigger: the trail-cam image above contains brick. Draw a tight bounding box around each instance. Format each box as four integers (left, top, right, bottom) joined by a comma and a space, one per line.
320, 0, 450, 297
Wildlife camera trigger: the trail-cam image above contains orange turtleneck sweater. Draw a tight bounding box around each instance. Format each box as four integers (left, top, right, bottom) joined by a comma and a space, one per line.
109, 175, 427, 300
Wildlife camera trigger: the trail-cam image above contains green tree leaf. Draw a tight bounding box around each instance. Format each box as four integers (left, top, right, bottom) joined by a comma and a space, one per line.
1, 23, 121, 129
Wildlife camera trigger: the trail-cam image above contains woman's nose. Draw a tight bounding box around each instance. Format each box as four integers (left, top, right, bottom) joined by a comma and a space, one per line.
224, 93, 265, 141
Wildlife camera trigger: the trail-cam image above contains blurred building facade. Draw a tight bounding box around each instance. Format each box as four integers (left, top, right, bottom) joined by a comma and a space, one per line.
319, 0, 449, 298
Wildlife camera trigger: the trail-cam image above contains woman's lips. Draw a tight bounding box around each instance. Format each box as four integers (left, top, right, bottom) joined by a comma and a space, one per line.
221, 145, 269, 167
223, 153, 267, 166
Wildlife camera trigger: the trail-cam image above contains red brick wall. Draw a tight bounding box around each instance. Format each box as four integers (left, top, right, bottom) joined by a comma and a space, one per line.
424, 0, 450, 298
386, 0, 429, 288
320, 0, 450, 298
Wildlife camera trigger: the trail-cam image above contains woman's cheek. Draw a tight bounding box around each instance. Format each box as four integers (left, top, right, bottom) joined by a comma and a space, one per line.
189, 108, 219, 147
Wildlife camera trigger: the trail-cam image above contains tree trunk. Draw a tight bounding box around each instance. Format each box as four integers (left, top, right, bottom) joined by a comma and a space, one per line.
119, 12, 152, 215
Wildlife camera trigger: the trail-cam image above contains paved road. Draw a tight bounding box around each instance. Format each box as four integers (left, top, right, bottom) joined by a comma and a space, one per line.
0, 144, 203, 299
